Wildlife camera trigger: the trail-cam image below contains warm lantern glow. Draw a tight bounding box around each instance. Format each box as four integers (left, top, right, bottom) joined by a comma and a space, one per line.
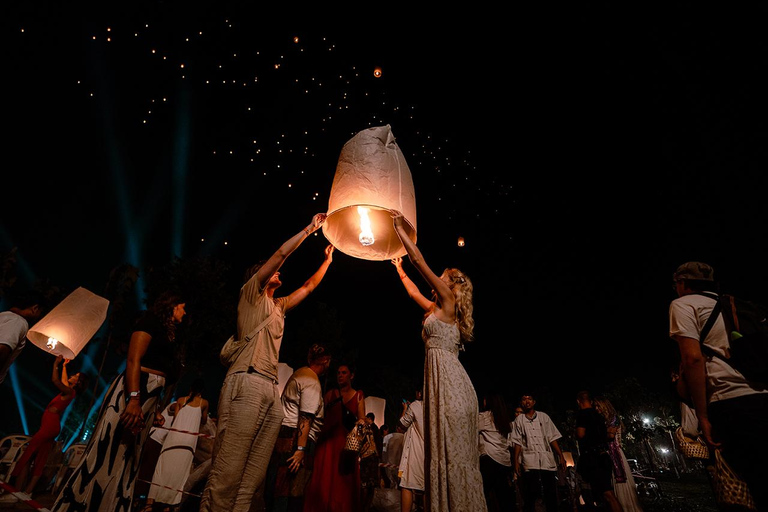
358, 206, 374, 246
323, 125, 417, 261
373, 67, 382, 78
563, 451, 575, 467
458, 236, 465, 247
27, 287, 110, 359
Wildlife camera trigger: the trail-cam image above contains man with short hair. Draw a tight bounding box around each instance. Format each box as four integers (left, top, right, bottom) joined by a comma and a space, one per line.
670, 261, 768, 510
200, 214, 334, 512
509, 393, 566, 512
265, 343, 331, 512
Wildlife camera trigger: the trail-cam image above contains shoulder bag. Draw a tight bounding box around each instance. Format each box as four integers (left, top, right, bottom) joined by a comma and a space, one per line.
712, 448, 756, 511
219, 308, 278, 367
674, 426, 709, 460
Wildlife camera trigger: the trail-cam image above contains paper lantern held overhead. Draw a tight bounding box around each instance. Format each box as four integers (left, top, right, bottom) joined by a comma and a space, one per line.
323, 125, 417, 261
27, 287, 109, 360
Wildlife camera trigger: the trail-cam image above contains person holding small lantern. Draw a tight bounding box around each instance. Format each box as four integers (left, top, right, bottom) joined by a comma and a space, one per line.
51, 291, 187, 512
390, 212, 488, 512
2, 356, 89, 501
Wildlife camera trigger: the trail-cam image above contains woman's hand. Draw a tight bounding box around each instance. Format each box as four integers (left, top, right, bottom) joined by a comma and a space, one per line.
54, 355, 63, 367
153, 411, 166, 427
391, 257, 403, 271
308, 213, 327, 234
324, 244, 334, 262
391, 211, 404, 229
120, 399, 145, 432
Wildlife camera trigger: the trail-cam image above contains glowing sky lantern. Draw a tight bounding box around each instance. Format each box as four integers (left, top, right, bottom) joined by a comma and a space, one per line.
27, 287, 109, 360
458, 236, 465, 247
373, 67, 382, 78
323, 125, 417, 260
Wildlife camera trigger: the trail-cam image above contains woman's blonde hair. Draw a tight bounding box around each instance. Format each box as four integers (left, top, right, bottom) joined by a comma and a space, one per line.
443, 268, 475, 343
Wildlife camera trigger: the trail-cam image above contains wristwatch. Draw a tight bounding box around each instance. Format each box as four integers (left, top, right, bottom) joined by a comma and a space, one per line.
297, 445, 306, 452
127, 391, 140, 401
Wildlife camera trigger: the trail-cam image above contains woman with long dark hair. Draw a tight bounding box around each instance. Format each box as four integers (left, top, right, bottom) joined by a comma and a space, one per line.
51, 291, 187, 512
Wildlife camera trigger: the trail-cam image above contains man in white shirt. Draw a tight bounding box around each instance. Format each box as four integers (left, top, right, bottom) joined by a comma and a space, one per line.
264, 343, 331, 512
670, 261, 768, 510
0, 290, 45, 384
509, 394, 567, 512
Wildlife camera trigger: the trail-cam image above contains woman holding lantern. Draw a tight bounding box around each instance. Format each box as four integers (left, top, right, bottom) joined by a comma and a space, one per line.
391, 212, 488, 512
52, 291, 187, 512
4, 355, 89, 499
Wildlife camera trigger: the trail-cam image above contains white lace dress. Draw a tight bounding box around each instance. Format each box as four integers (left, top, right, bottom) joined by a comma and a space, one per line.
422, 313, 487, 511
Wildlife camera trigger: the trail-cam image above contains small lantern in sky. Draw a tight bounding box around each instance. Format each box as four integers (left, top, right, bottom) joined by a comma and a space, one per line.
323, 124, 417, 261
27, 287, 109, 360
458, 236, 465, 247
373, 67, 382, 78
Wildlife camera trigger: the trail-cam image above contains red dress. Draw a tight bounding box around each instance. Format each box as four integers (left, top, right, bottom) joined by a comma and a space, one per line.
303, 389, 362, 512
12, 391, 75, 477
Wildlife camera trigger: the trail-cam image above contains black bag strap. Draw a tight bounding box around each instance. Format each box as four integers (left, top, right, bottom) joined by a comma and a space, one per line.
696, 292, 723, 360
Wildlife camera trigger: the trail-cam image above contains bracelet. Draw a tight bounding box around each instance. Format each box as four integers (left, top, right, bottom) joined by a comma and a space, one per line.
297, 445, 306, 452
304, 228, 311, 236
399, 274, 407, 280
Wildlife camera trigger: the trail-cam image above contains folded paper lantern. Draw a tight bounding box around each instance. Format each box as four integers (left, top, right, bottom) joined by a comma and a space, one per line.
323, 125, 417, 260
364, 396, 386, 428
27, 287, 109, 360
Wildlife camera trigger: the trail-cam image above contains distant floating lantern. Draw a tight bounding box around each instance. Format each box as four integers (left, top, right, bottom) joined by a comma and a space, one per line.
27, 287, 109, 360
373, 67, 382, 78
323, 125, 417, 260
458, 236, 465, 247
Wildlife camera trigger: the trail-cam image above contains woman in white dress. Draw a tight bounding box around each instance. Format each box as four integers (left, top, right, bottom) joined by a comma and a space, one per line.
392, 212, 487, 512
144, 379, 209, 511
593, 397, 643, 512
398, 391, 425, 512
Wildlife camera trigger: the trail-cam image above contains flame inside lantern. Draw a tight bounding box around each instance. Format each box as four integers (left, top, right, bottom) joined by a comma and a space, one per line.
46, 337, 59, 350
358, 206, 374, 246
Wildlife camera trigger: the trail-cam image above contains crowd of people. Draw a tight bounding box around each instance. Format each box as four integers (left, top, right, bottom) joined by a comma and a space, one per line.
1, 207, 765, 512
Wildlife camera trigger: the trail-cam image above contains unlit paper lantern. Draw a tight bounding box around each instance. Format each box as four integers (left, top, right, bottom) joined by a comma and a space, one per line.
323, 125, 417, 261
27, 287, 109, 360
277, 362, 294, 397
364, 396, 386, 428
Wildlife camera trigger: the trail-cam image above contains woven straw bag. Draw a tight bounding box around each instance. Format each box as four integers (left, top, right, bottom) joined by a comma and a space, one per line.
712, 449, 756, 511
674, 426, 709, 459
344, 424, 365, 453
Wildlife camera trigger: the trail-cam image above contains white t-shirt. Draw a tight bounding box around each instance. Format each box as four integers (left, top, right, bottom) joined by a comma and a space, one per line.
280, 366, 324, 442
0, 312, 29, 384
478, 410, 512, 466
509, 411, 562, 471
669, 293, 768, 402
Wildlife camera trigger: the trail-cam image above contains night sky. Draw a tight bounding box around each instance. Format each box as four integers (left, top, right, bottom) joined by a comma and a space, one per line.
3, 3, 768, 436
